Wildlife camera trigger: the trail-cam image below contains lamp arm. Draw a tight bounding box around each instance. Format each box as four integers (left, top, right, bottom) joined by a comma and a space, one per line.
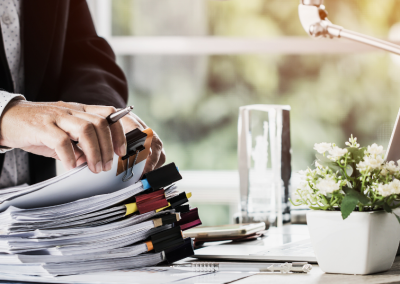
298, 2, 400, 55
337, 28, 400, 55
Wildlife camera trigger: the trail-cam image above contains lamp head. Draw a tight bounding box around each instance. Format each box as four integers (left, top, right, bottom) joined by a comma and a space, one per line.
298, 0, 331, 38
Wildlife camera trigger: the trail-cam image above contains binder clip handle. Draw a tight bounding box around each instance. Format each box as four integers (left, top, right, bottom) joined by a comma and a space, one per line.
122, 147, 143, 182
122, 145, 145, 161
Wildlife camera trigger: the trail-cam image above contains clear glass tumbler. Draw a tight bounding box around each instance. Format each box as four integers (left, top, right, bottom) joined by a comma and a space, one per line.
237, 105, 291, 227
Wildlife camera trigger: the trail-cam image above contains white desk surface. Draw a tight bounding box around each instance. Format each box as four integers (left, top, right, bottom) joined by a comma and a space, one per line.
234, 260, 400, 284
191, 224, 400, 284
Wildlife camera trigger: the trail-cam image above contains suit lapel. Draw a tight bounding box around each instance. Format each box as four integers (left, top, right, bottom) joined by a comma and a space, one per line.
23, 0, 59, 101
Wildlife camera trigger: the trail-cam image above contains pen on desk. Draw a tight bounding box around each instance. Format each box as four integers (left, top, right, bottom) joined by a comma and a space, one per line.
171, 262, 312, 273
72, 105, 134, 144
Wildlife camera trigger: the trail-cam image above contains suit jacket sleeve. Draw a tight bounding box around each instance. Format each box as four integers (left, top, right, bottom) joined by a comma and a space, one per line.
58, 0, 127, 108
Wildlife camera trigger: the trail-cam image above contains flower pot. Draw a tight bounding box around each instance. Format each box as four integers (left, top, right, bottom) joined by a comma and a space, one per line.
307, 210, 400, 275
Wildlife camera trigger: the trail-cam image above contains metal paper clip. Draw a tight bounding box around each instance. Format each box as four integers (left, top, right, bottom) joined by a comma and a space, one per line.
122, 149, 139, 182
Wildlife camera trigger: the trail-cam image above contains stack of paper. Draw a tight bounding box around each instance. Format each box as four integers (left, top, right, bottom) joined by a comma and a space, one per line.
0, 164, 87, 203
0, 162, 202, 277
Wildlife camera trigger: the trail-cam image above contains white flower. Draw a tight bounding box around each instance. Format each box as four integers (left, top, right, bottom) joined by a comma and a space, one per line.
299, 181, 312, 193
384, 161, 398, 174
377, 184, 392, 197
366, 143, 384, 157
357, 161, 368, 172
391, 179, 400, 194
357, 155, 383, 172
315, 176, 340, 196
314, 142, 332, 154
327, 146, 348, 161
345, 134, 360, 148
315, 161, 323, 169
364, 155, 383, 169
376, 179, 400, 197
345, 135, 360, 148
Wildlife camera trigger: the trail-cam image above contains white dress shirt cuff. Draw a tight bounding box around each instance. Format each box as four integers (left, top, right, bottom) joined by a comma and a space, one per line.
0, 91, 26, 153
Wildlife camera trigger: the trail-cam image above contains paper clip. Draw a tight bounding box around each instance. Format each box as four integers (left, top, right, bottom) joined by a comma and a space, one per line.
122, 149, 139, 182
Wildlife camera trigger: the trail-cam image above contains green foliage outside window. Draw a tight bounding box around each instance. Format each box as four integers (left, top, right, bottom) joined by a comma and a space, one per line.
112, 0, 400, 171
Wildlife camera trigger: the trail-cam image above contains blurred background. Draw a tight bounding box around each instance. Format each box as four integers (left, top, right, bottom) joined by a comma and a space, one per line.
80, 0, 400, 226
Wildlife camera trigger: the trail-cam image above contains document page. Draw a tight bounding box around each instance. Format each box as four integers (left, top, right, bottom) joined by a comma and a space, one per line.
0, 266, 255, 284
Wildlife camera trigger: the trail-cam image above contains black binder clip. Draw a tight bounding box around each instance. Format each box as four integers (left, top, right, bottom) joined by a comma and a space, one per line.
164, 238, 195, 264
174, 204, 190, 213
150, 226, 184, 253
121, 129, 147, 182
168, 192, 189, 209
141, 163, 182, 191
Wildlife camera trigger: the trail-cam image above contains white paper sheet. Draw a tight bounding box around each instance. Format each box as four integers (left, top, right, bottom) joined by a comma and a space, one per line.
0, 266, 255, 284
0, 154, 145, 211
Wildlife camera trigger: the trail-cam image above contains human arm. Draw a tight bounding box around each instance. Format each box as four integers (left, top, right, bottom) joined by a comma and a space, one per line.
56, 0, 165, 172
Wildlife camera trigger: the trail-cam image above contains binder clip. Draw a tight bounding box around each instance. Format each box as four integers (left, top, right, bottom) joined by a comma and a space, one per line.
175, 207, 202, 231
168, 192, 189, 209
135, 189, 169, 214
141, 163, 182, 191
150, 226, 184, 253
174, 205, 190, 213
121, 129, 147, 182
164, 238, 195, 264
152, 214, 181, 228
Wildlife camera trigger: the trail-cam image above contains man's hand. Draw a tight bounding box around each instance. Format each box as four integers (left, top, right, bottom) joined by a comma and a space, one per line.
48, 101, 166, 173
0, 100, 166, 174
0, 100, 127, 173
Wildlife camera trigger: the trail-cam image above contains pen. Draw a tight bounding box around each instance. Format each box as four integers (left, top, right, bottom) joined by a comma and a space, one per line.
171, 262, 313, 273
73, 105, 134, 144
106, 105, 134, 125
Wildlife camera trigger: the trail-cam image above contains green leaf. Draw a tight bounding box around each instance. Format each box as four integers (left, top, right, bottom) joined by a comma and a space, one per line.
345, 165, 353, 177
343, 187, 370, 205
315, 153, 341, 172
341, 192, 359, 220
341, 187, 371, 219
347, 147, 366, 164
383, 203, 392, 213
394, 213, 400, 224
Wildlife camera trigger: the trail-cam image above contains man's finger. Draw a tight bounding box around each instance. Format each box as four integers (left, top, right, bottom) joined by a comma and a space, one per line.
55, 114, 103, 174
155, 148, 166, 169
84, 105, 127, 157
143, 134, 163, 173
129, 112, 148, 129
72, 143, 87, 166
40, 125, 77, 171
120, 114, 144, 132
70, 110, 114, 171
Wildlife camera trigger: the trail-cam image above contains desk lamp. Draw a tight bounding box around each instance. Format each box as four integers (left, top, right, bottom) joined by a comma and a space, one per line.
299, 0, 400, 55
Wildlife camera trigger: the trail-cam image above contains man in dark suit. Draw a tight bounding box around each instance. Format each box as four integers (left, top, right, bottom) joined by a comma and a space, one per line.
0, 0, 165, 188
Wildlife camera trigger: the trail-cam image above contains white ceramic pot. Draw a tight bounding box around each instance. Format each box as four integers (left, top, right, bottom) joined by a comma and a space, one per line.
307, 210, 400, 275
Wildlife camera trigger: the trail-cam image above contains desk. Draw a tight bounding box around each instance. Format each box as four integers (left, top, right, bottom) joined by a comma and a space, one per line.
0, 225, 399, 284
234, 257, 400, 284
192, 225, 400, 284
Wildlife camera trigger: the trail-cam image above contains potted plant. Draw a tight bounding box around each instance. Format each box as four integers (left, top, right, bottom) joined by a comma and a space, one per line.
291, 135, 400, 275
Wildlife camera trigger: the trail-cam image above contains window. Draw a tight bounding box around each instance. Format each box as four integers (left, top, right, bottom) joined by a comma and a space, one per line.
80, 0, 400, 225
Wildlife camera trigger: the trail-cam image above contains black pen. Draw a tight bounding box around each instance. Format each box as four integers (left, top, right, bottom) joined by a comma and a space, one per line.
73, 105, 134, 144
